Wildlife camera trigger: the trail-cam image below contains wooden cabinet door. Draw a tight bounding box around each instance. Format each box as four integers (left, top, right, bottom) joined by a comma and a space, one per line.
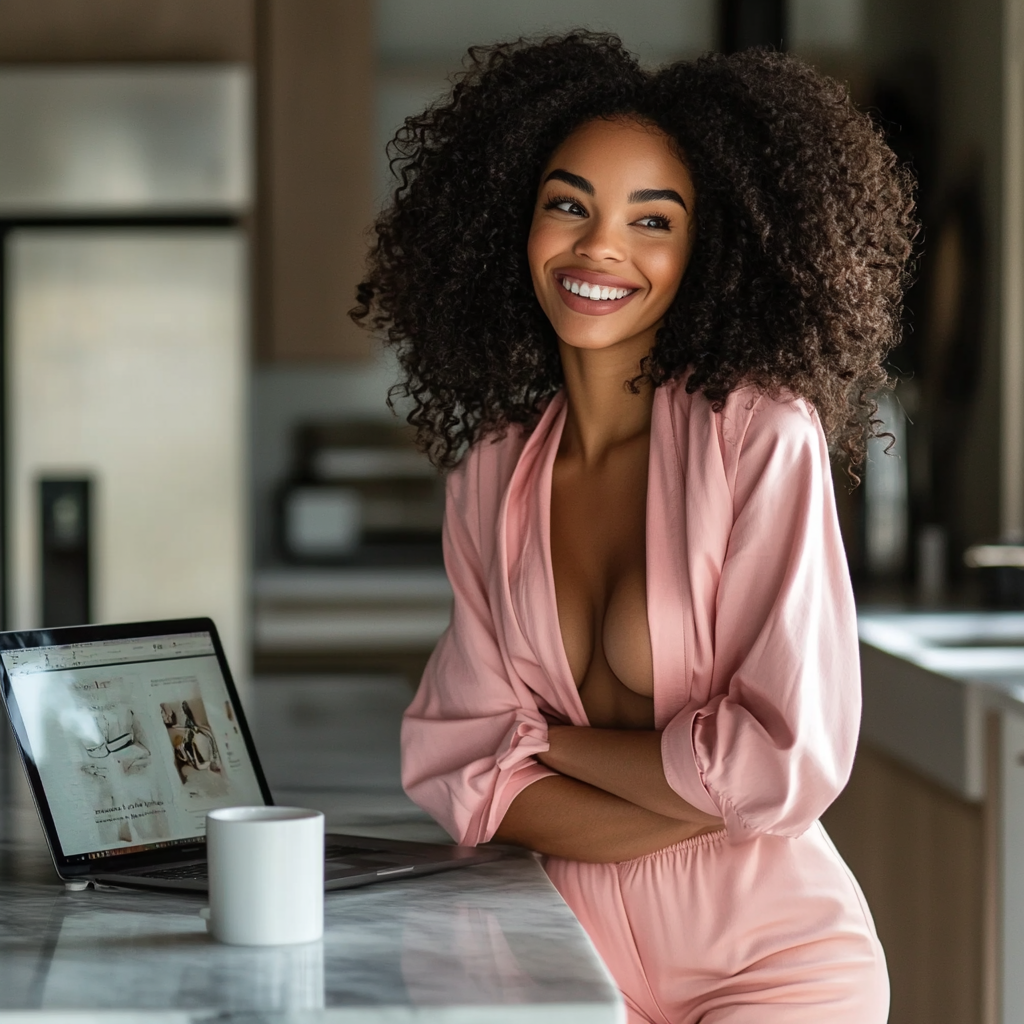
258, 0, 375, 362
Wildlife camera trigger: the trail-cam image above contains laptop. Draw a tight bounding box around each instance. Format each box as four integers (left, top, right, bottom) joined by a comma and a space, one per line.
0, 617, 499, 892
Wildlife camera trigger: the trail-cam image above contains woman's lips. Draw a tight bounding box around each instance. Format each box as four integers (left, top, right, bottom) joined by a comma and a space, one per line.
557, 286, 639, 316
554, 272, 640, 316
555, 269, 639, 289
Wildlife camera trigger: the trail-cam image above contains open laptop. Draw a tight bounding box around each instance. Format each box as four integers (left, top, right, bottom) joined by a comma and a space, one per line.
0, 617, 499, 892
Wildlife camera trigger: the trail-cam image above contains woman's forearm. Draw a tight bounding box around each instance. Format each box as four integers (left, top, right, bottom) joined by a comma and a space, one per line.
538, 726, 723, 828
492, 775, 710, 862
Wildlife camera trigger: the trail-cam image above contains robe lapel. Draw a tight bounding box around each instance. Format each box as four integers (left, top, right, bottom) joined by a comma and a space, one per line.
500, 392, 587, 723
647, 383, 694, 727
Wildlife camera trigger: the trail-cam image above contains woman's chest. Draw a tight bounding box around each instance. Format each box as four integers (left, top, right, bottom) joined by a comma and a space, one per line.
497, 387, 727, 728
549, 445, 655, 727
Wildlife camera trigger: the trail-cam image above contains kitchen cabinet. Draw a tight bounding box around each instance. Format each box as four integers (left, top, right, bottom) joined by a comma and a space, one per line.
257, 0, 375, 362
0, 0, 377, 364
0, 0, 254, 62
835, 611, 1024, 1024
822, 739, 988, 1024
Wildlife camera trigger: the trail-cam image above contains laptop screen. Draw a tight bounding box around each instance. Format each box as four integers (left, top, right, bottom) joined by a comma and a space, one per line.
1, 628, 266, 863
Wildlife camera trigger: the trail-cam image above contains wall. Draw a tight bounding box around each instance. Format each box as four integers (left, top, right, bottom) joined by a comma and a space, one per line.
862, 0, 1003, 550
374, 0, 717, 206
930, 0, 1002, 550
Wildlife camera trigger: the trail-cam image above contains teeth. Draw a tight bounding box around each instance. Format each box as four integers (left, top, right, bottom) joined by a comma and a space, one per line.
559, 277, 632, 300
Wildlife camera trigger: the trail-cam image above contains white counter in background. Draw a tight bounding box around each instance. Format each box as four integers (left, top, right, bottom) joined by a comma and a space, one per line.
858, 610, 1024, 800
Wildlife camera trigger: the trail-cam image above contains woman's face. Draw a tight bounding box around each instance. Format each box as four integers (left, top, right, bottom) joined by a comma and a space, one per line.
527, 116, 696, 356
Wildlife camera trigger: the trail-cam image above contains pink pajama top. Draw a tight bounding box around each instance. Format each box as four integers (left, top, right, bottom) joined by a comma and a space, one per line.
400, 376, 888, 1021
401, 376, 859, 847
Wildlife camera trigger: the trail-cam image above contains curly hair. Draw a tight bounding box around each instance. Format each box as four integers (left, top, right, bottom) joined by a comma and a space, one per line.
351, 33, 917, 474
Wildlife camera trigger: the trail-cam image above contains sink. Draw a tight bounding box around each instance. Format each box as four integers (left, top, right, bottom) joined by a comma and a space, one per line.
858, 611, 1024, 676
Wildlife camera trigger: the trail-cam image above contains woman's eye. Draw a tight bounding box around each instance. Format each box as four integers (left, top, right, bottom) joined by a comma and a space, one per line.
635, 215, 672, 230
544, 196, 586, 216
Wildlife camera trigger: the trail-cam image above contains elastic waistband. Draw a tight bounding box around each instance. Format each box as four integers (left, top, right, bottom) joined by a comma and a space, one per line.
619, 826, 728, 866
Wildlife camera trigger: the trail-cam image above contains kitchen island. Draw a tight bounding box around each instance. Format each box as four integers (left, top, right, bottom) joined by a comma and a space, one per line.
0, 810, 622, 1023
0, 669, 623, 1023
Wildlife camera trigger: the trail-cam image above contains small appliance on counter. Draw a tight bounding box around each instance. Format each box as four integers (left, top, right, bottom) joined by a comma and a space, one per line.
277, 420, 444, 565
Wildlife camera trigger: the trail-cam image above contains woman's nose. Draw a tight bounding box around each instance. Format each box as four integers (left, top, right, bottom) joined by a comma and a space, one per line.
573, 216, 626, 263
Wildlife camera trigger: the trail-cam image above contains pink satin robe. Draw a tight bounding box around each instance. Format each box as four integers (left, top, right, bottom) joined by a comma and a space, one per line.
401, 378, 888, 1023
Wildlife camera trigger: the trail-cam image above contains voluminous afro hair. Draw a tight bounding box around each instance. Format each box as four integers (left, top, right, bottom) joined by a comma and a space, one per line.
352, 33, 917, 473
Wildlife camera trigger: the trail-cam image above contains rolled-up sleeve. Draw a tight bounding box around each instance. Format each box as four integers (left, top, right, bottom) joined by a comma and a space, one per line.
401, 454, 557, 846
661, 395, 860, 841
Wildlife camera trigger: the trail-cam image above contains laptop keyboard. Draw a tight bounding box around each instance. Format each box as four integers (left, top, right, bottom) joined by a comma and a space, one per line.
141, 864, 208, 880
132, 842, 378, 880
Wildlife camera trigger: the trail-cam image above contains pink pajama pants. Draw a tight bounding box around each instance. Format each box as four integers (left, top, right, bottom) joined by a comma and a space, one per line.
544, 822, 888, 1024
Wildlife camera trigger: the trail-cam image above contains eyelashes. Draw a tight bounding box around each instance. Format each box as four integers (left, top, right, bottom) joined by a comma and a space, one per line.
541, 195, 673, 230
543, 194, 584, 214
635, 214, 673, 230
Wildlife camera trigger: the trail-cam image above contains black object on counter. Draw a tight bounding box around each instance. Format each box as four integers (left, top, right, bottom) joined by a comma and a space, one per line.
964, 544, 1024, 608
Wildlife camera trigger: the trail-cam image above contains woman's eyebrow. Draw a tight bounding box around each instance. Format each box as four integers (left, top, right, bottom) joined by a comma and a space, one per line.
543, 169, 593, 194
629, 188, 688, 210
542, 171, 688, 212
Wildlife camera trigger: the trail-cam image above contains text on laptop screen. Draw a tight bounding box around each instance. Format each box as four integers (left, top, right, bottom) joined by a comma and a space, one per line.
2, 632, 264, 860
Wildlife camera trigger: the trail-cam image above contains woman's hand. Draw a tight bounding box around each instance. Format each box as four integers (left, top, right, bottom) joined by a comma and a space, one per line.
538, 724, 723, 829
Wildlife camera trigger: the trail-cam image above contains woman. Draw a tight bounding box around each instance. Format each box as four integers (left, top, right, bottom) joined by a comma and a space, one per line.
353, 34, 915, 1023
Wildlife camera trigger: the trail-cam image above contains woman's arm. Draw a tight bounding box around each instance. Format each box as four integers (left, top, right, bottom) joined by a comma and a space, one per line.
537, 725, 723, 827
492, 775, 712, 862
658, 395, 861, 840
401, 449, 559, 847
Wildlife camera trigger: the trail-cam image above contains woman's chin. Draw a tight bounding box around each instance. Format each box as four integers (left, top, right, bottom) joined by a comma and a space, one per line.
555, 324, 657, 355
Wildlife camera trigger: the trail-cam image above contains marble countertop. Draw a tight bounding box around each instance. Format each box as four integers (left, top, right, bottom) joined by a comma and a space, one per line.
0, 841, 622, 1023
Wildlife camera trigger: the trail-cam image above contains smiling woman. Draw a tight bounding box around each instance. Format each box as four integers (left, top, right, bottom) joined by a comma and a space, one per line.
351, 33, 915, 1024
528, 118, 696, 343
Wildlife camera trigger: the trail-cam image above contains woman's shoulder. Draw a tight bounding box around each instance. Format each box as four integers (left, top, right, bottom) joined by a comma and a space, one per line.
444, 416, 536, 530
665, 374, 818, 438
661, 375, 823, 481
450, 421, 531, 489
451, 392, 564, 486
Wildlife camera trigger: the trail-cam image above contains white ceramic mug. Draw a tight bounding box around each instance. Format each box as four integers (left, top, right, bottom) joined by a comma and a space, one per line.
202, 806, 324, 946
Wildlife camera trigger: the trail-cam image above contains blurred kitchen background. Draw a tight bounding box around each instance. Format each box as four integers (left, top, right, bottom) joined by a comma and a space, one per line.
0, 1, 1020, 1022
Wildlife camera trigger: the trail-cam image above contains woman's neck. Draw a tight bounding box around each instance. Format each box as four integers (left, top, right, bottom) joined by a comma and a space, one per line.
557, 332, 655, 466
